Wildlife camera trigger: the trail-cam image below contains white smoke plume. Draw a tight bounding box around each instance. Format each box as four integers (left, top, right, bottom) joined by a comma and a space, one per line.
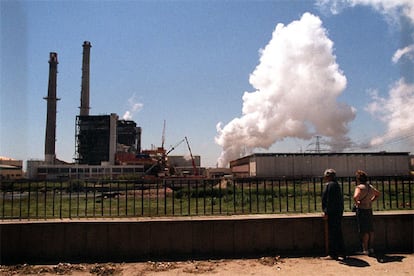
215, 13, 356, 167
366, 79, 414, 147
122, 94, 143, 120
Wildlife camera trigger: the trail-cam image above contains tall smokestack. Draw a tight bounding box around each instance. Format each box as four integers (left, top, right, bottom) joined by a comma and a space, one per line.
80, 41, 91, 116
44, 52, 59, 164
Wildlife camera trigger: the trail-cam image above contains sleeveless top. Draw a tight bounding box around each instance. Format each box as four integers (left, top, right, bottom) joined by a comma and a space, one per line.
357, 184, 374, 209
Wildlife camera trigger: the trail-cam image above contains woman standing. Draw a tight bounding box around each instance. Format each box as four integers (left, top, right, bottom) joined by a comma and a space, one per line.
353, 170, 380, 255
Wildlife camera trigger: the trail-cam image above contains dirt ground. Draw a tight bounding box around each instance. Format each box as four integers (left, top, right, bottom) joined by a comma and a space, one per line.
1, 253, 412, 276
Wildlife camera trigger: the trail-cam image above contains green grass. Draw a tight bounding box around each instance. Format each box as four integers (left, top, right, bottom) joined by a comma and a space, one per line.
1, 178, 412, 219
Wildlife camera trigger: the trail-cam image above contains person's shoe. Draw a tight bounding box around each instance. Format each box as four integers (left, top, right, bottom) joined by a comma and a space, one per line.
321, 255, 338, 260
338, 255, 349, 261
356, 250, 369, 255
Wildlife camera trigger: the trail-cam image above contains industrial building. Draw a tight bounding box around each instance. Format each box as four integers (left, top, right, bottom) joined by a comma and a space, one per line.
230, 152, 411, 178
167, 155, 202, 176
26, 41, 201, 180
0, 157, 23, 180
76, 114, 117, 165
26, 161, 144, 180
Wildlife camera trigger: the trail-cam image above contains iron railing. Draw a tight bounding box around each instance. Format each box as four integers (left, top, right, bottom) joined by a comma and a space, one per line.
1, 176, 412, 220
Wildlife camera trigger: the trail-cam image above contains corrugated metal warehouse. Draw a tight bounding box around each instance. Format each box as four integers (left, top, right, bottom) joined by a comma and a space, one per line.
230, 152, 411, 177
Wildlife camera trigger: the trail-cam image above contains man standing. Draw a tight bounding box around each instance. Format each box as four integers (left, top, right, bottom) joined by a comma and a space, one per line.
321, 168, 346, 260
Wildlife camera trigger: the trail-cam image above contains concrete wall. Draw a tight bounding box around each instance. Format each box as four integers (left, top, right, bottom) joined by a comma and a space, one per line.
1, 212, 413, 264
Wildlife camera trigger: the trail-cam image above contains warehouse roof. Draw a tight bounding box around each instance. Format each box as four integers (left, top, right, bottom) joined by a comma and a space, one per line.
250, 152, 410, 157
230, 151, 410, 166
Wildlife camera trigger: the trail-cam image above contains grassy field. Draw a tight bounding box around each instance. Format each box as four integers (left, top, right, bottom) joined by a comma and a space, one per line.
1, 177, 412, 219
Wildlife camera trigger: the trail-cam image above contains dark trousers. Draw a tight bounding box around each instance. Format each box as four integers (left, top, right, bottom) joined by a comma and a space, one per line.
327, 214, 345, 257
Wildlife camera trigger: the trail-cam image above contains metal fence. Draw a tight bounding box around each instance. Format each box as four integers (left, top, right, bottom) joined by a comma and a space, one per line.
1, 176, 412, 220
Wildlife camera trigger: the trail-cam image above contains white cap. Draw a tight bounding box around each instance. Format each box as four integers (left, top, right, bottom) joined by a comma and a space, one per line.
324, 168, 336, 177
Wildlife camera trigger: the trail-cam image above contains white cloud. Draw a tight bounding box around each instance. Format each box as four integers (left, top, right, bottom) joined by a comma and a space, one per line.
318, 0, 414, 151
365, 78, 414, 147
316, 0, 414, 24
215, 13, 356, 167
392, 44, 414, 63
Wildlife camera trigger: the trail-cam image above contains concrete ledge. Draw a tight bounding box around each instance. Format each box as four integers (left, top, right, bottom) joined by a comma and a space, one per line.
1, 211, 413, 264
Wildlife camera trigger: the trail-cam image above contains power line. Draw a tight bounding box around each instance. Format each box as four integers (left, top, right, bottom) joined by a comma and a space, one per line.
350, 130, 414, 151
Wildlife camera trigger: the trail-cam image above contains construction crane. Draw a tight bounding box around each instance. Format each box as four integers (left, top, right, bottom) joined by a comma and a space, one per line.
143, 136, 198, 177
143, 138, 185, 176
185, 136, 198, 176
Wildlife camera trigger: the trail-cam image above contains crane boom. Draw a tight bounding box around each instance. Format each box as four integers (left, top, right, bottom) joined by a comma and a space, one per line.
166, 138, 185, 155
185, 136, 198, 175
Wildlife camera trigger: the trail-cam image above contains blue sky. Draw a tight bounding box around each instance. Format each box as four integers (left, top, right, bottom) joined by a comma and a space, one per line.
1, 0, 414, 168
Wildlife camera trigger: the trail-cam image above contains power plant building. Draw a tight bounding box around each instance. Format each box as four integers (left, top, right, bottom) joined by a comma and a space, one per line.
230, 152, 411, 178
26, 41, 149, 180
117, 120, 141, 153
26, 41, 206, 180
75, 114, 118, 165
